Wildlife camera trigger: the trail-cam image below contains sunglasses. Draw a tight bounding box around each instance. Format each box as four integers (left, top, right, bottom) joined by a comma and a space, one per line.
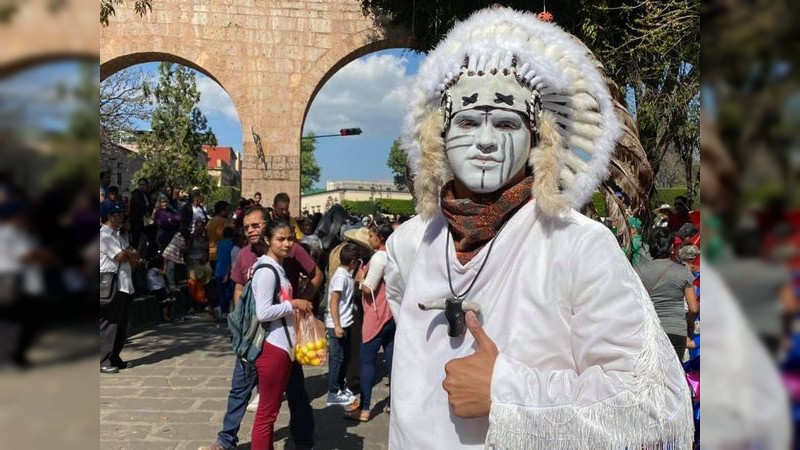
243, 222, 265, 231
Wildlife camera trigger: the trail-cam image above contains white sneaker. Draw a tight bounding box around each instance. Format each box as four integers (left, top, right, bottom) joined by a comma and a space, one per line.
326, 390, 355, 406
342, 388, 355, 401
247, 393, 260, 412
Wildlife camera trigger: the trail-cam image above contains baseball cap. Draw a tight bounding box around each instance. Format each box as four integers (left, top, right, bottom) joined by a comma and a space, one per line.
100, 201, 123, 220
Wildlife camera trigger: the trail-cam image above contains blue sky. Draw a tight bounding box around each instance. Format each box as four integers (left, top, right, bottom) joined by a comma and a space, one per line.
116, 48, 424, 189
0, 60, 89, 134
302, 48, 423, 187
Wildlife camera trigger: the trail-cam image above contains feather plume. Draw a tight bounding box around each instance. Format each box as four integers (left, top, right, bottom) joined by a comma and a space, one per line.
414, 111, 450, 220
582, 78, 653, 251
531, 112, 568, 215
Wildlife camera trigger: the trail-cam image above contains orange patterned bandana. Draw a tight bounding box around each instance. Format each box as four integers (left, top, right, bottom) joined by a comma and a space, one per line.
441, 176, 534, 265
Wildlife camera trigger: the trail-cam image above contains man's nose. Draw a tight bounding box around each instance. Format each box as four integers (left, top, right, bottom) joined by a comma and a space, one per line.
475, 125, 498, 154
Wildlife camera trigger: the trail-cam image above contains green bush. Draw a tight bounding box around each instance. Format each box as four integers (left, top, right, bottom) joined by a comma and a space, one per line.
590, 187, 698, 218
207, 186, 241, 206
340, 199, 415, 216
653, 187, 697, 208
377, 198, 415, 216
341, 200, 378, 216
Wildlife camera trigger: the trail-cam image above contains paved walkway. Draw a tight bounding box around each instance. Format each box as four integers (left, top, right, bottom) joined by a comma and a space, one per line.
100, 314, 391, 450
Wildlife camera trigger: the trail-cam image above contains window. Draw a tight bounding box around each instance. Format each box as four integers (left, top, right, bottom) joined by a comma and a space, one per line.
117, 173, 122, 185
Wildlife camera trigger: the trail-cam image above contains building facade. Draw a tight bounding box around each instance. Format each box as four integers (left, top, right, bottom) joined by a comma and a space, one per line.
300, 180, 412, 214
203, 145, 241, 188
100, 141, 145, 198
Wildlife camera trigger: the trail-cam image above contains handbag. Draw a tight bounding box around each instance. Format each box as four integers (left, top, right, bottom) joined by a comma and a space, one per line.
100, 262, 121, 305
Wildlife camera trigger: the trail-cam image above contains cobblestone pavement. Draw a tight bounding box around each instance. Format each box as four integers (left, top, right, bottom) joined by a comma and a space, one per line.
100, 315, 391, 450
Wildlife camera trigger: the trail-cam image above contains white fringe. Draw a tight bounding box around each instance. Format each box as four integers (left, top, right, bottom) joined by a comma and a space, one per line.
486, 277, 695, 449
486, 400, 694, 449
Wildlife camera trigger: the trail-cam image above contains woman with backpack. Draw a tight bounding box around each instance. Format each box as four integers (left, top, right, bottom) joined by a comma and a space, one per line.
250, 219, 313, 450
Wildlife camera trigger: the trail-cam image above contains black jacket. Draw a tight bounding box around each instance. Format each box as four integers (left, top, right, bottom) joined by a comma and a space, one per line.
129, 189, 152, 221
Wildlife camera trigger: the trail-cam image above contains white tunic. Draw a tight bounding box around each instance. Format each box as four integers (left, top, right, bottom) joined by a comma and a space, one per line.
385, 201, 693, 449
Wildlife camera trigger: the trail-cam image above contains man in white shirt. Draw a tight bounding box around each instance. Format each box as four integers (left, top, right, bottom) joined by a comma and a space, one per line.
100, 202, 139, 374
384, 7, 693, 449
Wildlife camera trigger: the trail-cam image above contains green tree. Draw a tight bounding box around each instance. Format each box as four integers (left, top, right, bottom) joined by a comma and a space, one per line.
101, 0, 152, 26
301, 132, 321, 192
386, 138, 408, 190
133, 62, 217, 194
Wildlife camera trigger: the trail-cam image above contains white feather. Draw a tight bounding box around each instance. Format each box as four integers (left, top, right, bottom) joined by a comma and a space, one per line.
403, 7, 623, 212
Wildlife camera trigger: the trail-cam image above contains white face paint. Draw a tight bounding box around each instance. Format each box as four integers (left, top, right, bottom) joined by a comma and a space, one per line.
445, 108, 531, 194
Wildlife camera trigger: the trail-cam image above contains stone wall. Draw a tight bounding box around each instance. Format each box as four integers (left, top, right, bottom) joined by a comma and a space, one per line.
100, 0, 412, 214
100, 142, 144, 198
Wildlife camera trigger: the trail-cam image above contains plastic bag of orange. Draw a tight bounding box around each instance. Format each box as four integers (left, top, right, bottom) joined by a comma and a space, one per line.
294, 313, 327, 366
187, 278, 206, 306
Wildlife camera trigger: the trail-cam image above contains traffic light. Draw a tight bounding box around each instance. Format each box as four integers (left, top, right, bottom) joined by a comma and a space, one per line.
340, 128, 362, 136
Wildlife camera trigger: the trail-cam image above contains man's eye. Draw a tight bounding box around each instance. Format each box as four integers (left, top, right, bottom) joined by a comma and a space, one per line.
495, 121, 520, 130
457, 119, 477, 128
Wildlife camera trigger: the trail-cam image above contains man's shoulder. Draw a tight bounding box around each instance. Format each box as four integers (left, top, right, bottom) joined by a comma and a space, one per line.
235, 244, 257, 263
545, 208, 616, 244
286, 242, 316, 266
388, 216, 428, 248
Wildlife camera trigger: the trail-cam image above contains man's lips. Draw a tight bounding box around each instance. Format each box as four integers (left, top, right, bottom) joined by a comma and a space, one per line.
468, 156, 503, 164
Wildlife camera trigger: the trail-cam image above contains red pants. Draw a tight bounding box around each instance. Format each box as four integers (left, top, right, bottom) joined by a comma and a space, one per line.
251, 341, 292, 450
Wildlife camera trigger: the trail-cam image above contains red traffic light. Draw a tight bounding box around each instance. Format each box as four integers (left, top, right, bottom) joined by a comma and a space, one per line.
340, 128, 362, 136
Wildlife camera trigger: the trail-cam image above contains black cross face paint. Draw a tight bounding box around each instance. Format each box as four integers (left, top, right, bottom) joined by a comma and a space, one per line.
445, 108, 531, 194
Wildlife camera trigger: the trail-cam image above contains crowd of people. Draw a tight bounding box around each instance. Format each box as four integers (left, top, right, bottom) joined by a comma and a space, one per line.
98, 170, 409, 448
99, 165, 704, 448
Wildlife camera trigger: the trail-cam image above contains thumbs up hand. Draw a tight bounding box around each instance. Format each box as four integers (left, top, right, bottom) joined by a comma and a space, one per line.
442, 311, 499, 418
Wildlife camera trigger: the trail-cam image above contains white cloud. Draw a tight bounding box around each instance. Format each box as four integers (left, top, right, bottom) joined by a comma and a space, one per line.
195, 75, 240, 124
303, 53, 413, 138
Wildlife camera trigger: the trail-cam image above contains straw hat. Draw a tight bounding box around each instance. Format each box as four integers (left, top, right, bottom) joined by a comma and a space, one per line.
652, 203, 674, 214
343, 227, 372, 251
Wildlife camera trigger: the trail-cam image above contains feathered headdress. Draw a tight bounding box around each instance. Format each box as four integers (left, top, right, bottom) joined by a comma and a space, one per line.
403, 7, 622, 219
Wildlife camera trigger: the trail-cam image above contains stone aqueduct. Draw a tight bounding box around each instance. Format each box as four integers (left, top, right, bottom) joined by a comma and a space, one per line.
1, 0, 413, 214
100, 0, 413, 213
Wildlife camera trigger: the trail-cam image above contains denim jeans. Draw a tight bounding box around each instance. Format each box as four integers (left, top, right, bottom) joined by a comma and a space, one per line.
327, 327, 352, 394
359, 319, 395, 411
216, 359, 257, 449
217, 359, 315, 449
215, 276, 234, 314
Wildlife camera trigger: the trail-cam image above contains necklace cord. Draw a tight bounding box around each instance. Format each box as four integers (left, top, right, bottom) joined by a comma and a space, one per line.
445, 220, 508, 299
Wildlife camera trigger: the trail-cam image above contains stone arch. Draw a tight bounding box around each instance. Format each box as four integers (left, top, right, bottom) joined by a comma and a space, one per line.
0, 53, 97, 80
0, 0, 98, 79
100, 51, 223, 87
298, 36, 417, 133
100, 49, 245, 159
100, 0, 414, 214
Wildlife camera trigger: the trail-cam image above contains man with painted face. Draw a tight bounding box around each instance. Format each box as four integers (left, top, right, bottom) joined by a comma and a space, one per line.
384, 8, 693, 449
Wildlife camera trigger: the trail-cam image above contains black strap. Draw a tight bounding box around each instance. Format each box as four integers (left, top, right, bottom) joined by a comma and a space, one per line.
254, 264, 294, 350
